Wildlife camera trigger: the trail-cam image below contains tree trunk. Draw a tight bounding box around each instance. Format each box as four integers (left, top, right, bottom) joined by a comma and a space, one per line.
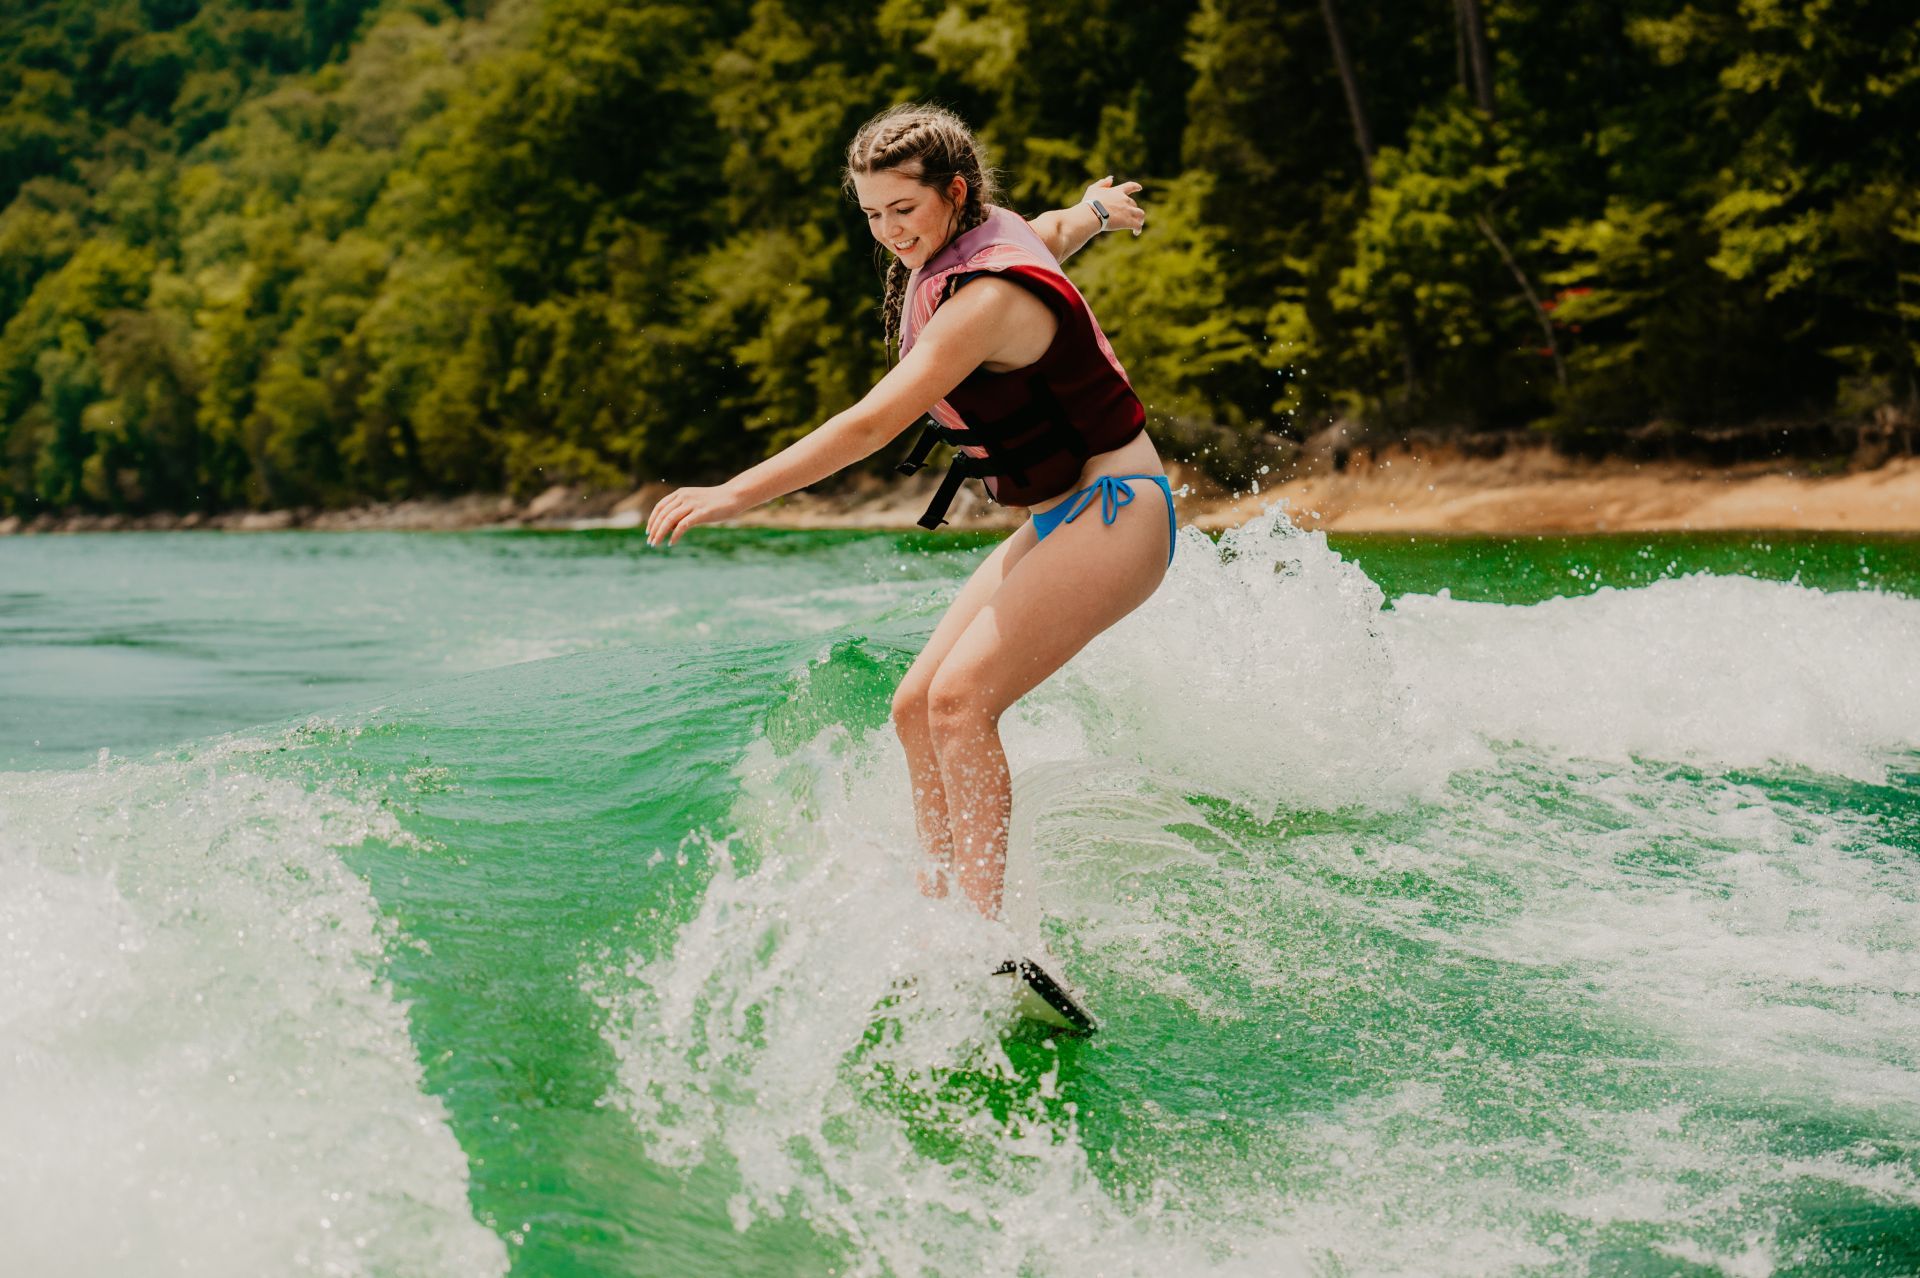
1475, 212, 1566, 389
1319, 0, 1421, 407
1318, 0, 1375, 186
1454, 0, 1495, 118
1454, 0, 1470, 96
1898, 264, 1918, 417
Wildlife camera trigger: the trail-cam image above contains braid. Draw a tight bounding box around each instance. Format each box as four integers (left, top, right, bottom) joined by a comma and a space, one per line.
880, 257, 911, 360
844, 104, 999, 362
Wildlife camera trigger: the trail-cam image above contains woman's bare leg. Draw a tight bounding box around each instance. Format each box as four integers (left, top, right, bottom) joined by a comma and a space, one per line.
891, 521, 1037, 894
926, 494, 1172, 917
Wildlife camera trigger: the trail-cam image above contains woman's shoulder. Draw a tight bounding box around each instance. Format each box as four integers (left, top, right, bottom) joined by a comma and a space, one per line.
912, 213, 1061, 308
943, 223, 1056, 277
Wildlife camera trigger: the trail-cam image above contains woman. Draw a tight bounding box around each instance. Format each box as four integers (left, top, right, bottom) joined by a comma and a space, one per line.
646, 103, 1172, 922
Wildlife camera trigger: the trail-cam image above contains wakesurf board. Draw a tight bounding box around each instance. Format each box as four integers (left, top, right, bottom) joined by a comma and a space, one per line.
994, 958, 1097, 1035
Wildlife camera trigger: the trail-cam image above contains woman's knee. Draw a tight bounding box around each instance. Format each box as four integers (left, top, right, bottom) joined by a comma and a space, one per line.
924, 667, 997, 736
891, 666, 933, 732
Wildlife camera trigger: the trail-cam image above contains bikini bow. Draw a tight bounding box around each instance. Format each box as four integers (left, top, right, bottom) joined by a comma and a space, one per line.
1058, 475, 1137, 528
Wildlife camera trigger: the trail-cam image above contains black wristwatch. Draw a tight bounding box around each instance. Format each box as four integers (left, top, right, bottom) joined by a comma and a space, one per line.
1086, 198, 1111, 232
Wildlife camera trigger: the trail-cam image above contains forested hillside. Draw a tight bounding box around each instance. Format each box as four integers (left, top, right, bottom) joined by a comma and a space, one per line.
2, 0, 1915, 516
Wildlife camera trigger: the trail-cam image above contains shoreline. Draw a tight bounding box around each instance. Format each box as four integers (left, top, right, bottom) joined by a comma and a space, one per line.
3, 446, 1919, 538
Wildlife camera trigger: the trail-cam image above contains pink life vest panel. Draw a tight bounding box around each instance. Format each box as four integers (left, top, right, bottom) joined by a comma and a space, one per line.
893, 206, 1144, 528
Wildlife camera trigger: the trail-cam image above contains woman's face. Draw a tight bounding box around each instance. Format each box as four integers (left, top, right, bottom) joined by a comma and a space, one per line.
853, 167, 966, 272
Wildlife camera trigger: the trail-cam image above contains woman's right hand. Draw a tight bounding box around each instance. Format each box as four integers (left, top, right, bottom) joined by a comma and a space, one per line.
646, 480, 752, 547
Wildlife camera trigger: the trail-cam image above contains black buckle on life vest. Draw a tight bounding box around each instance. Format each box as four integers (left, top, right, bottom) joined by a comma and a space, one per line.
895, 418, 945, 476
919, 457, 972, 530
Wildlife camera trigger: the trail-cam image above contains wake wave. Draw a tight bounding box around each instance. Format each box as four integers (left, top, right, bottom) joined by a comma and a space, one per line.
598, 507, 1920, 1276
0, 738, 505, 1277
1069, 510, 1920, 817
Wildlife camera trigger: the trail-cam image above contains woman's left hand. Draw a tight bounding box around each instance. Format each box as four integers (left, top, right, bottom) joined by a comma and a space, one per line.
646, 481, 752, 547
1083, 175, 1146, 237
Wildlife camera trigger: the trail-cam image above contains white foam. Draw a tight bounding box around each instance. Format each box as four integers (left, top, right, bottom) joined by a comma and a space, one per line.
1055, 511, 1450, 820
1441, 757, 1920, 1122
1067, 506, 1920, 808
1386, 573, 1920, 782
0, 740, 505, 1277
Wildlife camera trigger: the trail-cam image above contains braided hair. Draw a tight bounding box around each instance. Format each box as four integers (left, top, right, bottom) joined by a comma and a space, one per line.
843, 104, 997, 362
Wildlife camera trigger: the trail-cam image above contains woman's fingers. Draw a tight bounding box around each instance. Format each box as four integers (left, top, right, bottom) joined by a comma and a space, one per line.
656, 483, 752, 545
647, 487, 723, 546
647, 492, 678, 546
1105, 182, 1146, 224
655, 494, 700, 546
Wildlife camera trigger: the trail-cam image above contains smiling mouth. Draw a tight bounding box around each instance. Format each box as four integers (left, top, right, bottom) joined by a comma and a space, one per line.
892, 237, 918, 252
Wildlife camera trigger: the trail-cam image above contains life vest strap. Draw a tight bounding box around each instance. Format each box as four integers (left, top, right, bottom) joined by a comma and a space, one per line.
895, 418, 943, 475
917, 457, 974, 530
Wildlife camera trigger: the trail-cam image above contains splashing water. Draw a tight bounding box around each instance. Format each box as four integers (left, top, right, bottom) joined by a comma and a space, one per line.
0, 739, 507, 1275
594, 509, 1920, 1276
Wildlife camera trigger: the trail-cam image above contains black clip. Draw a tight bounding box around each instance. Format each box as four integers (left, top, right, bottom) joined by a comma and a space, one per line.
896, 419, 942, 475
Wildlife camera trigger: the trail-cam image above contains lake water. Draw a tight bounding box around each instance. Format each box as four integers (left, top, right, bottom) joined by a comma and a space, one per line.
3, 513, 1917, 1276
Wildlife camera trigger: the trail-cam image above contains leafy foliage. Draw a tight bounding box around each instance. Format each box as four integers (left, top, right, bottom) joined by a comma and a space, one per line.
1, 0, 1916, 514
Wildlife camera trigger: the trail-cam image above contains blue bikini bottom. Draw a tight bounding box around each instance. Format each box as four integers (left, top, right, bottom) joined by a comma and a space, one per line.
1028, 473, 1177, 566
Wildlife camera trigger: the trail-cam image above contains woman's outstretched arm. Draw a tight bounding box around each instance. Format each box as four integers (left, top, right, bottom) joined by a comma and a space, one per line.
645, 277, 1055, 547
1028, 176, 1147, 262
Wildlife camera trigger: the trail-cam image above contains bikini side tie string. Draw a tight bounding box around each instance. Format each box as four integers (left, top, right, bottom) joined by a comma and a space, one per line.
1059, 475, 1136, 528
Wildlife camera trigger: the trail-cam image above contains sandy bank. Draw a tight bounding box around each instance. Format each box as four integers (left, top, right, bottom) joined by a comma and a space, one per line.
1182, 446, 1920, 535
4, 448, 1919, 537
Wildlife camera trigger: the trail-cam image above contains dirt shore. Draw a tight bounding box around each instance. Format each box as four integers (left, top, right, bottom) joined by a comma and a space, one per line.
1175, 446, 1920, 535
3, 447, 1918, 537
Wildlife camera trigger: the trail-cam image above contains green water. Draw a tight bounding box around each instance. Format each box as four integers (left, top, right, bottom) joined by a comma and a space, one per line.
3, 519, 1917, 1276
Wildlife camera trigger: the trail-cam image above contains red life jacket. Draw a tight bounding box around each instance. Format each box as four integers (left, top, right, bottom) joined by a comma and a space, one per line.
894, 206, 1145, 530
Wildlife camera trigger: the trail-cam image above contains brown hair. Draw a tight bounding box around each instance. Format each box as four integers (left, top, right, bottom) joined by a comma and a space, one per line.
843, 104, 997, 361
